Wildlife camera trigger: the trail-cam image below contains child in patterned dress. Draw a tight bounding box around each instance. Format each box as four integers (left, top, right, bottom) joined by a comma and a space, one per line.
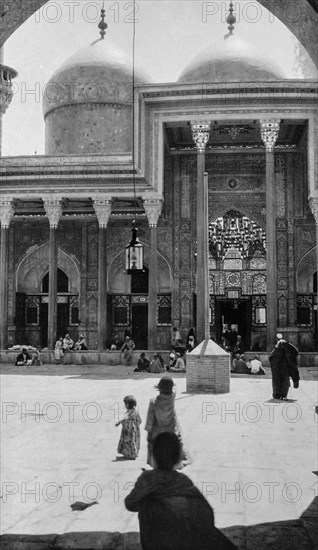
116, 395, 142, 459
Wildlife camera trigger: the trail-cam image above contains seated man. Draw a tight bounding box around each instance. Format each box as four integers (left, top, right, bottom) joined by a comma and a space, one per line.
74, 334, 88, 350
120, 335, 135, 365
15, 348, 32, 366
148, 353, 165, 373
235, 354, 251, 374
248, 354, 265, 375
125, 432, 236, 550
31, 349, 42, 366
135, 352, 150, 372
230, 352, 240, 373
63, 334, 74, 352
169, 352, 186, 373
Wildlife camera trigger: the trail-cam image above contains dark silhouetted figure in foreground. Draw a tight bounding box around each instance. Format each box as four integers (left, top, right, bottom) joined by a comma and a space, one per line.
269, 333, 300, 400
125, 432, 237, 550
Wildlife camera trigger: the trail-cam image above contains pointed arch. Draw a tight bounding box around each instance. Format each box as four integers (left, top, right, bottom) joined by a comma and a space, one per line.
107, 243, 172, 294
297, 246, 317, 292
16, 243, 80, 294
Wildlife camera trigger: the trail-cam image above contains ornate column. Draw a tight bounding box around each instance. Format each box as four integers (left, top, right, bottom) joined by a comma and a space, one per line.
191, 121, 211, 343
309, 197, 318, 349
143, 195, 163, 349
93, 196, 112, 350
43, 197, 62, 349
0, 199, 14, 348
260, 119, 280, 351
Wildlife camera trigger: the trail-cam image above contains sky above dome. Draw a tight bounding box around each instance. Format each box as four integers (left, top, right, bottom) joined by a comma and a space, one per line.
2, 0, 317, 156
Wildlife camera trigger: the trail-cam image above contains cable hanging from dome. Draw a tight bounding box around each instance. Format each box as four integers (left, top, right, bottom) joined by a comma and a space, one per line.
125, 0, 144, 274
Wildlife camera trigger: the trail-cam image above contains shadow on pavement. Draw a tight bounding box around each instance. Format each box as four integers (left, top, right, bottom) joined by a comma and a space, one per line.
1, 364, 317, 381
1, 498, 317, 549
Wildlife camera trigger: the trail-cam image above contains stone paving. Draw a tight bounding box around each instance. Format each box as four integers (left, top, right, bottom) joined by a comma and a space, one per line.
0, 363, 317, 549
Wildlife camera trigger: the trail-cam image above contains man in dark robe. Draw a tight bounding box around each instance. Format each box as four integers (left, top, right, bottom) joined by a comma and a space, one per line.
269, 334, 300, 399
125, 432, 236, 550
15, 348, 32, 366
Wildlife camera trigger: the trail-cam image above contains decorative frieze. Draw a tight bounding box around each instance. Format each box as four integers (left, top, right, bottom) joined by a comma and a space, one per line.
191, 121, 211, 153
260, 119, 280, 152
0, 199, 15, 228
92, 195, 112, 228
42, 196, 63, 228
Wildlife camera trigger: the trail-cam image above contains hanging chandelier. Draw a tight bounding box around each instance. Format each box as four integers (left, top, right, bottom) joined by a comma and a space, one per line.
209, 210, 266, 261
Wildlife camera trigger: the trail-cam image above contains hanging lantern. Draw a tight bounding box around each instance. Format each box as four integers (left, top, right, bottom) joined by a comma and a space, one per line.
125, 221, 144, 274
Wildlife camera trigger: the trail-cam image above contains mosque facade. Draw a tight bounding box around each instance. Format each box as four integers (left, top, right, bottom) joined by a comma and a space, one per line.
0, 13, 318, 354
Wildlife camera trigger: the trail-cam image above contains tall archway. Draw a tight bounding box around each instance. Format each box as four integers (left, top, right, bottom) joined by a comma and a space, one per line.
209, 210, 267, 351
107, 245, 172, 349
296, 246, 317, 350
15, 244, 80, 347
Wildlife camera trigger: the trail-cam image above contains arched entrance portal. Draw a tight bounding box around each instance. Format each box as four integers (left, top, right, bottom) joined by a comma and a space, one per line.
107, 246, 172, 349
209, 210, 267, 351
16, 244, 80, 347
297, 247, 317, 350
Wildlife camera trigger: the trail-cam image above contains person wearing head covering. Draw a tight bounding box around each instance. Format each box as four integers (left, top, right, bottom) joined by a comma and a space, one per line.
186, 328, 196, 352
62, 333, 74, 352
115, 395, 142, 459
125, 433, 236, 550
169, 352, 186, 373
120, 335, 136, 365
74, 334, 88, 350
145, 376, 185, 467
148, 353, 165, 373
269, 334, 300, 399
15, 347, 32, 366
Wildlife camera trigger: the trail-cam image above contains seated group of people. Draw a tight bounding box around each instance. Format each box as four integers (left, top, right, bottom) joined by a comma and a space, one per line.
134, 350, 187, 373
15, 347, 42, 366
231, 353, 266, 375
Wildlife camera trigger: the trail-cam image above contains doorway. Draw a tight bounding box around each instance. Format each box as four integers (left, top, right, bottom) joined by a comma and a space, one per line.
57, 303, 69, 339
216, 299, 251, 349
131, 304, 148, 349
39, 303, 48, 347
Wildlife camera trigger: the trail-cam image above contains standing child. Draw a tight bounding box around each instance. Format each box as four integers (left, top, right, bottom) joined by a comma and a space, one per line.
116, 395, 142, 459
145, 375, 186, 467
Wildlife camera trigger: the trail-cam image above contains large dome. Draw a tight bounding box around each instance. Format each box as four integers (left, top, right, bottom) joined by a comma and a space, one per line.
43, 38, 150, 155
178, 36, 287, 83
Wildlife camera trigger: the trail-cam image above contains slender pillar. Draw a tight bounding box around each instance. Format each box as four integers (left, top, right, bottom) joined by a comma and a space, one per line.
93, 196, 112, 350
309, 197, 318, 349
191, 122, 211, 343
260, 119, 280, 351
143, 196, 163, 349
48, 227, 58, 349
43, 197, 62, 349
0, 200, 14, 348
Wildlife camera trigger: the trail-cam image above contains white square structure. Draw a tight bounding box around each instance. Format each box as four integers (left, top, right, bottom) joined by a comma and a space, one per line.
186, 339, 231, 393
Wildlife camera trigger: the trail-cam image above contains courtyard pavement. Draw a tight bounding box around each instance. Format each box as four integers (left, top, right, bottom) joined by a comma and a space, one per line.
0, 362, 317, 549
